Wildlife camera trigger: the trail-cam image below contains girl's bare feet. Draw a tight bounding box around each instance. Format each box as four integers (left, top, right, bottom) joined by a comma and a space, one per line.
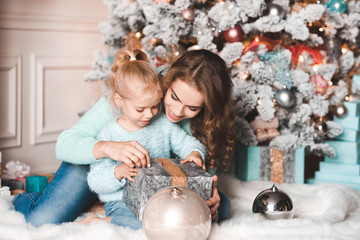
77, 214, 111, 225
11, 189, 25, 196
84, 201, 105, 215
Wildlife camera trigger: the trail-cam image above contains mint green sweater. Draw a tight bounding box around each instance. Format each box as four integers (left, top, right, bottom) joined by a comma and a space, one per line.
55, 95, 192, 165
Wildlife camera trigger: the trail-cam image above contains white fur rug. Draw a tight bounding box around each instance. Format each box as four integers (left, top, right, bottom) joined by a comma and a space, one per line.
1, 175, 360, 240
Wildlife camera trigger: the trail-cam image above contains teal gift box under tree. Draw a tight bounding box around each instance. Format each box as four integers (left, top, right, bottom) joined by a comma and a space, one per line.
334, 99, 360, 141
325, 141, 360, 164
352, 74, 360, 89
25, 175, 48, 193
235, 146, 305, 184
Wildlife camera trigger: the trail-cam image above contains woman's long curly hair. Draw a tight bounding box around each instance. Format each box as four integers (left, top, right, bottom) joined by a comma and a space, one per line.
162, 49, 235, 171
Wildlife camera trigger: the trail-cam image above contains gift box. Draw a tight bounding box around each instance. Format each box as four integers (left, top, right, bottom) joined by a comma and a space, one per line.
352, 74, 360, 88
333, 116, 360, 131
335, 128, 360, 142
25, 175, 48, 193
314, 171, 360, 184
307, 178, 360, 191
17, 177, 26, 189
319, 162, 360, 175
123, 158, 213, 220
342, 101, 360, 117
324, 141, 360, 164
235, 146, 305, 184
2, 179, 25, 191
39, 173, 54, 183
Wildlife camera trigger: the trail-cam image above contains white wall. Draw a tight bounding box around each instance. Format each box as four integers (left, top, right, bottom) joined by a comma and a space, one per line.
0, 0, 108, 174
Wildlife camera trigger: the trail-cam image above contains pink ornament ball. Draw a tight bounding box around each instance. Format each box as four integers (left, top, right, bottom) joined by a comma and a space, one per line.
181, 8, 195, 22
223, 25, 244, 43
142, 186, 211, 240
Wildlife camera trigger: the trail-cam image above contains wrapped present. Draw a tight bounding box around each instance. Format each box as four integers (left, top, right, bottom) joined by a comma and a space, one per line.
25, 175, 48, 193
2, 179, 25, 191
334, 116, 360, 130
39, 173, 54, 183
319, 162, 360, 175
335, 128, 360, 142
17, 177, 26, 190
236, 146, 305, 184
342, 101, 360, 117
314, 171, 360, 184
352, 74, 360, 89
325, 141, 360, 164
123, 158, 213, 220
308, 178, 360, 191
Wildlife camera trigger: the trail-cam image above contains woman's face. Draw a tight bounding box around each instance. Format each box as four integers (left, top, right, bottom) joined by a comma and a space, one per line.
164, 78, 204, 123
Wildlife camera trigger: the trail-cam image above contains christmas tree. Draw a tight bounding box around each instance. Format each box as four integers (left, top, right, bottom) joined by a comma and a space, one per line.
85, 0, 360, 158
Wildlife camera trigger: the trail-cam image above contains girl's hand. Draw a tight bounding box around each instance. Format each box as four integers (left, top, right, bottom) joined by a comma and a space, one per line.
94, 141, 150, 168
114, 163, 138, 182
180, 151, 205, 170
205, 175, 220, 220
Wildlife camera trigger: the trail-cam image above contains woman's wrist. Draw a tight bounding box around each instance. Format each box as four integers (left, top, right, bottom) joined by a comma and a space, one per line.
93, 141, 107, 160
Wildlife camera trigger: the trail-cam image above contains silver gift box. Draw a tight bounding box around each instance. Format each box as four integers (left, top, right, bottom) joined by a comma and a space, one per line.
123, 158, 213, 220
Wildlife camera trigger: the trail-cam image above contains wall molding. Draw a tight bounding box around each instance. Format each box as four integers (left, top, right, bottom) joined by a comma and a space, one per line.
30, 54, 94, 145
0, 55, 22, 149
0, 12, 103, 33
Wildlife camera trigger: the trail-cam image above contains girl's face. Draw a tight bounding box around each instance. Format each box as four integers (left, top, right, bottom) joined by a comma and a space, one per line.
164, 79, 204, 123
114, 87, 162, 131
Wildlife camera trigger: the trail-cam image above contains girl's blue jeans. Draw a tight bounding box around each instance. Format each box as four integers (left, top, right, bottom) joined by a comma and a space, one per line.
12, 161, 231, 227
105, 200, 142, 229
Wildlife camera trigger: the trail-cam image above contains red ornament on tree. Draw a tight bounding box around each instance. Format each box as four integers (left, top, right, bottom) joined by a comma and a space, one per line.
223, 25, 244, 43
310, 74, 328, 95
152, 56, 167, 68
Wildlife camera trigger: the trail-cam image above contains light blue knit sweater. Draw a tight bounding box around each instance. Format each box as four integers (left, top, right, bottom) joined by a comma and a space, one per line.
87, 114, 206, 203
55, 95, 193, 165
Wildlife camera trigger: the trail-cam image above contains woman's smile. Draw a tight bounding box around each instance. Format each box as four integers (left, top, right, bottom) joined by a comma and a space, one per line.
168, 111, 183, 121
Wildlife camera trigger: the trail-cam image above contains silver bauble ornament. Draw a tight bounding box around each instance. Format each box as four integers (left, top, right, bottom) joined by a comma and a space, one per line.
333, 104, 348, 118
314, 120, 328, 136
275, 89, 296, 109
252, 184, 294, 220
142, 186, 211, 240
266, 3, 285, 19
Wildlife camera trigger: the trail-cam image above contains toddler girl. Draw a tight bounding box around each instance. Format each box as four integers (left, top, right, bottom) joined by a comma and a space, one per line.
83, 49, 206, 229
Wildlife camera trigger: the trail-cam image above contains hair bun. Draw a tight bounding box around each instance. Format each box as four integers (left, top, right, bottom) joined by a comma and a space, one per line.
129, 55, 137, 61
111, 49, 150, 73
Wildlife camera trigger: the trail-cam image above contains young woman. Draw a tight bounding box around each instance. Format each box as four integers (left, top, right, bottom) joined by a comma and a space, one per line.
12, 49, 235, 226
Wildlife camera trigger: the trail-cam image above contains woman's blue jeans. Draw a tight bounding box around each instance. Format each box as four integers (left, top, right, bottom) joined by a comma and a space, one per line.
12, 162, 97, 227
12, 161, 231, 227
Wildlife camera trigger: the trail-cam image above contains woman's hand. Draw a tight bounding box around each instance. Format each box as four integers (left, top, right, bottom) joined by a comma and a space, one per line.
206, 175, 220, 220
94, 140, 150, 168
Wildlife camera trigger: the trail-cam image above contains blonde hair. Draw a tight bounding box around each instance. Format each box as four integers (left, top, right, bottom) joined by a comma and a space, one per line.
109, 49, 162, 101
